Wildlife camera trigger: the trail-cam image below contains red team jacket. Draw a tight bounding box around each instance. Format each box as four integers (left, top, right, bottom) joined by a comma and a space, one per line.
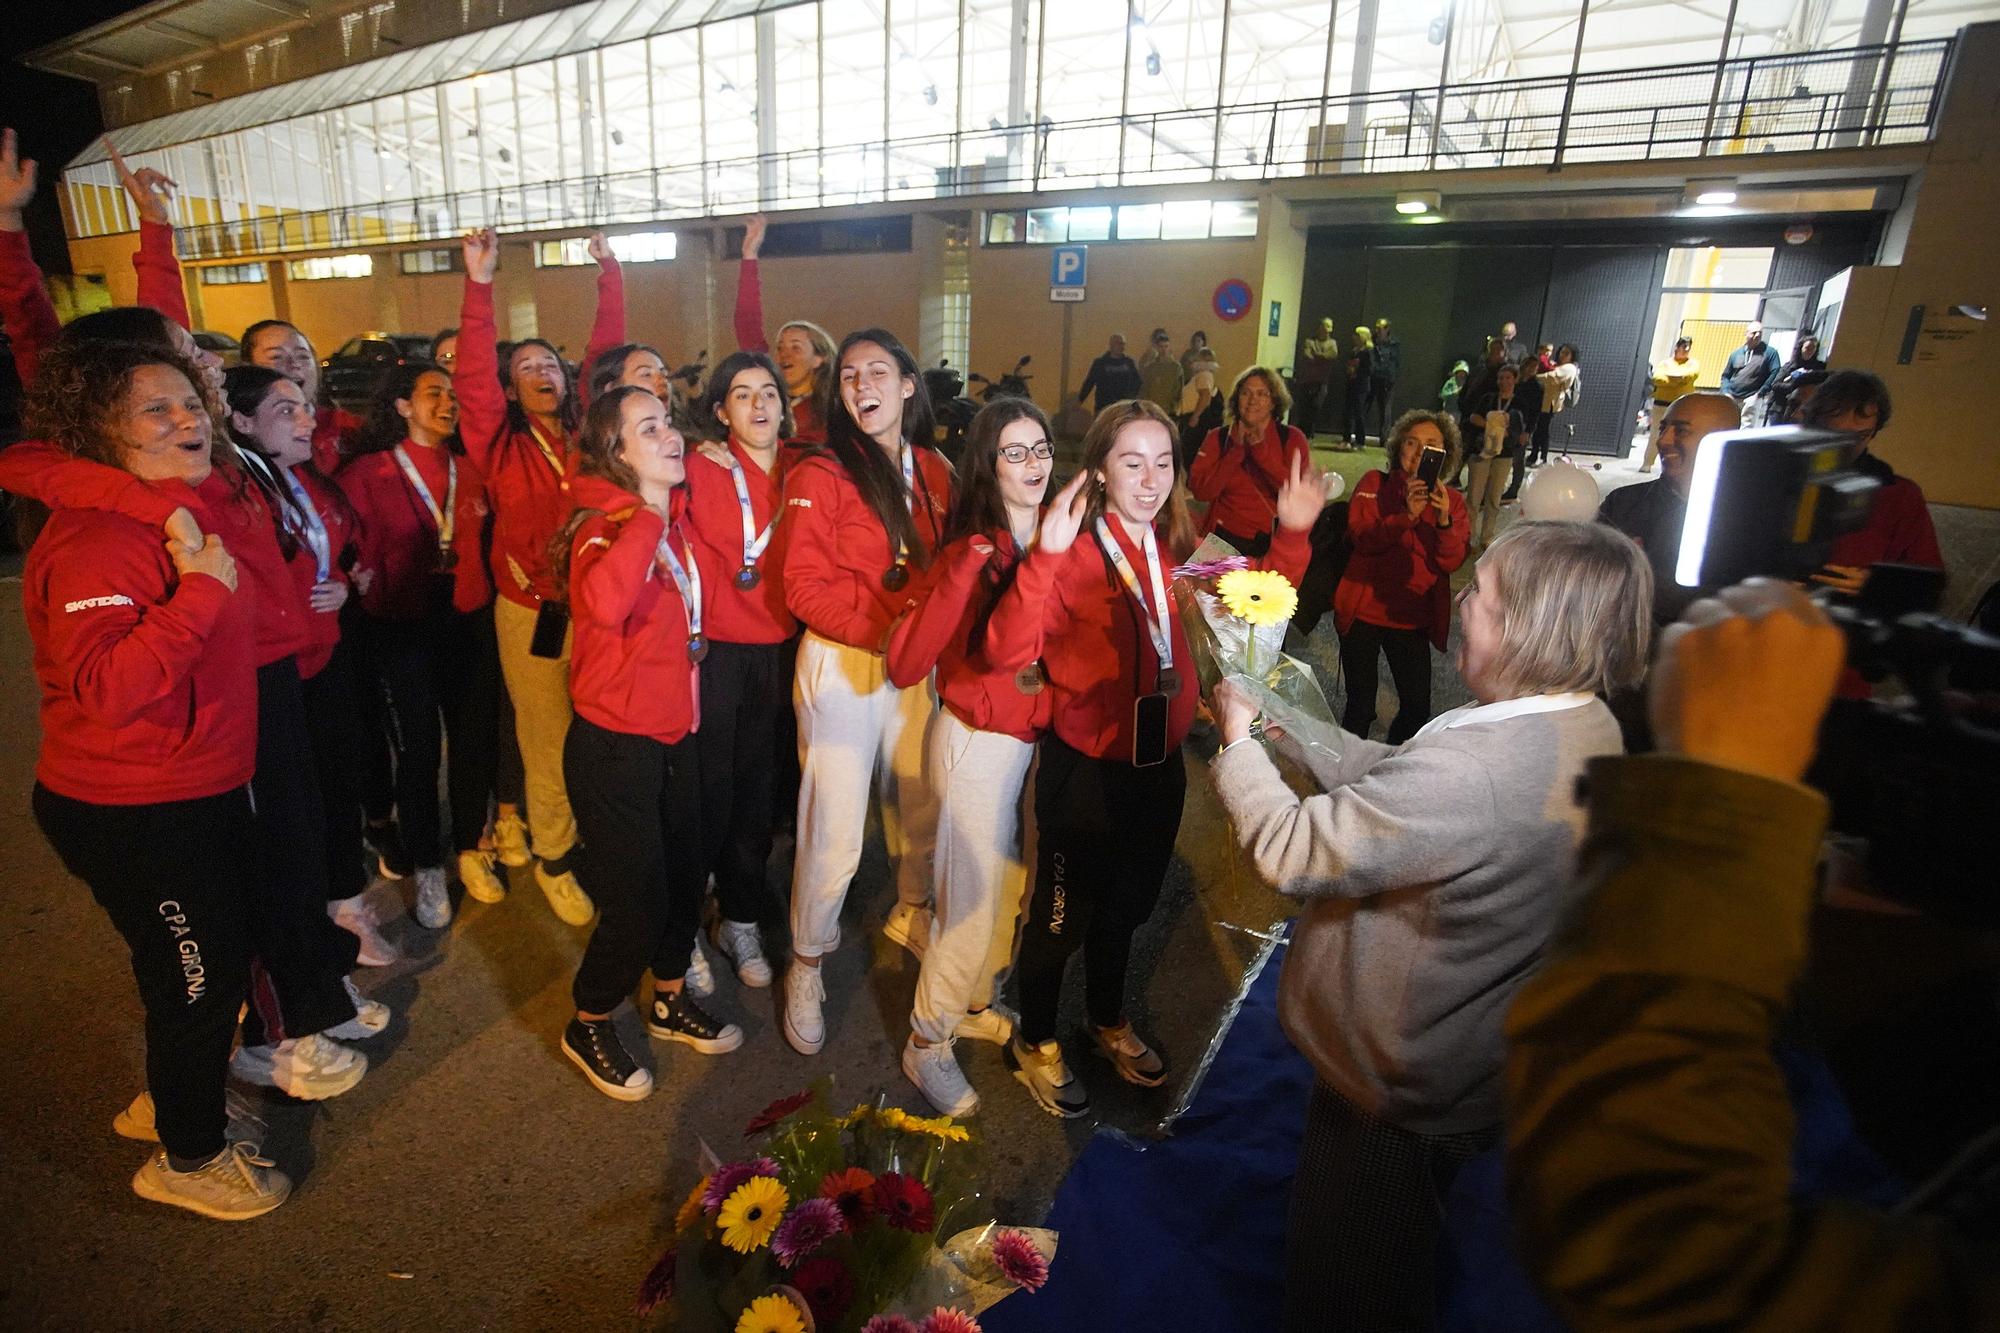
340, 442, 494, 619
1333, 469, 1471, 651
887, 530, 1052, 743
565, 474, 712, 746
682, 440, 796, 645
779, 447, 954, 651
1187, 420, 1312, 540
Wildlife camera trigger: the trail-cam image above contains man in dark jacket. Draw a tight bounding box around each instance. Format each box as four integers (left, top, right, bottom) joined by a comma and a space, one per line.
1077, 332, 1142, 414
1721, 321, 1782, 426
1598, 391, 1739, 626
1367, 317, 1401, 444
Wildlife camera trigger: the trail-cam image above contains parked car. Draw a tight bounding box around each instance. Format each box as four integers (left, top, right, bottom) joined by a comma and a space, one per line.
322, 333, 433, 411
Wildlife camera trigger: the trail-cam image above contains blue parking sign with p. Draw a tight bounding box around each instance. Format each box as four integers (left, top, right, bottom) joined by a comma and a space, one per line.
1051, 245, 1088, 288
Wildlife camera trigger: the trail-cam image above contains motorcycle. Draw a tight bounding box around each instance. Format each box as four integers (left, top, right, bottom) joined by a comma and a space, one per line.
935, 354, 1033, 463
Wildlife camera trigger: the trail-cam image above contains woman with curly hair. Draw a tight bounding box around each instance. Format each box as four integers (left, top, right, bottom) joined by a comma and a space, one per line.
18, 340, 288, 1219
1187, 365, 1309, 556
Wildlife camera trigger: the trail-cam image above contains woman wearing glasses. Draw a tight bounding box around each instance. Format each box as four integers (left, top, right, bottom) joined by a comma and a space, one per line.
884, 400, 1056, 1115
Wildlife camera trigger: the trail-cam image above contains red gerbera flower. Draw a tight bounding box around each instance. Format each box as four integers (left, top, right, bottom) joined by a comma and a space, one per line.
792, 1256, 856, 1325
820, 1167, 877, 1226
744, 1089, 816, 1137
633, 1245, 676, 1316
990, 1229, 1050, 1292
870, 1171, 936, 1234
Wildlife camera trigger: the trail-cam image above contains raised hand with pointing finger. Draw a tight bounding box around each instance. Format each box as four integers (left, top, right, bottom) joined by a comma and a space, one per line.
105, 137, 178, 228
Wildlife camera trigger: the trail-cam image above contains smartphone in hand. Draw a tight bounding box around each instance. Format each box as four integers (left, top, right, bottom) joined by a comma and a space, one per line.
1415, 445, 1446, 490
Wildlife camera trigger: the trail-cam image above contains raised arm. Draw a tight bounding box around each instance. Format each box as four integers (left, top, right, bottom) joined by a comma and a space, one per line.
579, 231, 626, 389
732, 215, 769, 354
570, 507, 664, 630
983, 470, 1088, 671
105, 139, 192, 330
0, 439, 184, 527
0, 129, 61, 386
452, 229, 509, 473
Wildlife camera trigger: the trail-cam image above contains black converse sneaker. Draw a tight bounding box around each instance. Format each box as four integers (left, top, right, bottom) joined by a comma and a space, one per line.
562, 1017, 653, 1101
646, 988, 744, 1055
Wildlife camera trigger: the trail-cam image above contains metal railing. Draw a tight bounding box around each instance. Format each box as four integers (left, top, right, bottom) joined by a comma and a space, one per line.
174, 37, 1953, 262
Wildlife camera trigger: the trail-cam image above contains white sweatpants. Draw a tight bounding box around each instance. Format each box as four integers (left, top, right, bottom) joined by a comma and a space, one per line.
790, 631, 938, 958
910, 710, 1035, 1044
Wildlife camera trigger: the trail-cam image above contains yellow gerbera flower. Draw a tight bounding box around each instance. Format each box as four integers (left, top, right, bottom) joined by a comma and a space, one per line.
876, 1106, 911, 1131
718, 1176, 789, 1254
675, 1175, 710, 1233
733, 1293, 807, 1333
1217, 568, 1298, 627
904, 1114, 971, 1143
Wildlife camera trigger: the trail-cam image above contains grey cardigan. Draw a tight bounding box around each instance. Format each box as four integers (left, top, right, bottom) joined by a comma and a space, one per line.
1211, 699, 1622, 1134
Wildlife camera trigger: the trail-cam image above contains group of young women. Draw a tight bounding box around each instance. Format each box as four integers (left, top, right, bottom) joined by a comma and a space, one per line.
1, 124, 1353, 1219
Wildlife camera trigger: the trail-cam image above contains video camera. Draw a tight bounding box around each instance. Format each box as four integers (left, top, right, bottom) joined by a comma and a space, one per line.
1677, 426, 2000, 919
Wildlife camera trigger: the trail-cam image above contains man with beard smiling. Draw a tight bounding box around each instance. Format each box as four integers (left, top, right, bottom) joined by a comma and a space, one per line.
1598, 391, 1739, 626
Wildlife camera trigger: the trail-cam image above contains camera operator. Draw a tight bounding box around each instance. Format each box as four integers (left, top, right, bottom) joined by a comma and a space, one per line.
1598, 391, 1739, 626
1503, 580, 2000, 1330
1797, 370, 1942, 601
1210, 520, 1651, 1330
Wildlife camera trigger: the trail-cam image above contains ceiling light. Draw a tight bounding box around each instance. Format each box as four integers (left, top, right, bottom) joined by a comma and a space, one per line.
1408, 213, 1446, 225
1685, 178, 1738, 207
1395, 190, 1440, 216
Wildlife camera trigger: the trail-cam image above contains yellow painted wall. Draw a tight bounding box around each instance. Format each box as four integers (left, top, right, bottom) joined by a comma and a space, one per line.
719, 249, 927, 362
968, 234, 1267, 415
1825, 22, 2000, 508
194, 281, 280, 344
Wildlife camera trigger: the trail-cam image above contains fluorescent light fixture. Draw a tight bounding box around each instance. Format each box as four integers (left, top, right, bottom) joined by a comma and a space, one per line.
1408, 213, 1447, 225
1685, 178, 1739, 207
1395, 190, 1440, 215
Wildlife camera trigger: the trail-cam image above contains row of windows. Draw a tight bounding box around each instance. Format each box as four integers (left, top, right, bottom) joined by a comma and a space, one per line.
985, 199, 1259, 246
197, 263, 269, 285
288, 254, 375, 281
534, 231, 679, 267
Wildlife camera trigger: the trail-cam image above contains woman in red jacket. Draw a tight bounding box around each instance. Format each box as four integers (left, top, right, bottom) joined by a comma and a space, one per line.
550, 386, 744, 1101
340, 362, 503, 926
1187, 366, 1311, 556
1, 344, 374, 1107
732, 214, 837, 443
454, 226, 625, 928
682, 350, 798, 993
885, 399, 1055, 1116
1334, 410, 1471, 743
20, 341, 289, 1218
240, 319, 361, 467
984, 399, 1323, 1117
779, 327, 952, 1057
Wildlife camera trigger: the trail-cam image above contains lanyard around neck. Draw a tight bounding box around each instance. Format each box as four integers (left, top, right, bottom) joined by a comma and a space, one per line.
525, 420, 564, 476
393, 444, 457, 550
654, 523, 705, 656
727, 446, 778, 572
1093, 517, 1173, 675
269, 462, 331, 583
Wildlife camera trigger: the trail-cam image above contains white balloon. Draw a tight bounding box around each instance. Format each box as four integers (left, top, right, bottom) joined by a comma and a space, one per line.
1520, 460, 1602, 522
1321, 470, 1346, 502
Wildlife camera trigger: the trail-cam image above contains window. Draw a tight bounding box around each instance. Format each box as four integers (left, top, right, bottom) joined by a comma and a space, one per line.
725, 217, 914, 257
1650, 245, 1778, 382
198, 263, 268, 285
984, 199, 1260, 245
534, 231, 678, 267
398, 248, 461, 274
286, 255, 374, 280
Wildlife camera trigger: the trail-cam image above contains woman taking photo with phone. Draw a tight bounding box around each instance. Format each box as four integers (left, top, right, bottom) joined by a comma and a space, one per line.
885, 398, 1056, 1116
778, 328, 952, 1058
341, 362, 504, 925
455, 226, 626, 928
681, 350, 797, 992
1335, 410, 1470, 743
1187, 365, 1310, 556
1208, 520, 1649, 1330
985, 399, 1323, 1118
551, 386, 743, 1101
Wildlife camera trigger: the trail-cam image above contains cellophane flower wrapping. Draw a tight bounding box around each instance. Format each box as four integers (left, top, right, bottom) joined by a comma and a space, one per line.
1171, 534, 1342, 758
645, 1081, 1054, 1332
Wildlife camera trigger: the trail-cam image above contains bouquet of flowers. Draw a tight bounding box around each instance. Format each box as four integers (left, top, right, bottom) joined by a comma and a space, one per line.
638, 1082, 1055, 1333
1171, 534, 1339, 748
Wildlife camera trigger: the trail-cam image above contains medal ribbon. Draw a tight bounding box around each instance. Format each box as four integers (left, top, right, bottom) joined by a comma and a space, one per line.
728, 448, 778, 571
891, 442, 916, 573
394, 444, 458, 554
654, 524, 703, 649
526, 420, 565, 477
1093, 517, 1174, 678
281, 468, 333, 584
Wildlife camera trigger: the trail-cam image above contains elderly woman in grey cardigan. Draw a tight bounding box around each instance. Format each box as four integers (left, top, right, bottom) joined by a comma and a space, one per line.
1209, 520, 1652, 1332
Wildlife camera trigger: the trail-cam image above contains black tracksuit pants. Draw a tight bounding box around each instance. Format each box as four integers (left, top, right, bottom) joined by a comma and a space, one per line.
300, 638, 369, 903
34, 784, 257, 1163
566, 716, 707, 1014
1015, 736, 1187, 1043
1338, 620, 1434, 745
366, 594, 501, 868
693, 639, 787, 925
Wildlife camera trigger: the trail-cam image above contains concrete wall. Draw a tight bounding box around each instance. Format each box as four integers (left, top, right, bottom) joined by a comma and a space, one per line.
1828, 21, 1999, 508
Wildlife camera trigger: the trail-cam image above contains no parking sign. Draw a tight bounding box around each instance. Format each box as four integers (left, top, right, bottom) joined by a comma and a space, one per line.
1213, 278, 1253, 322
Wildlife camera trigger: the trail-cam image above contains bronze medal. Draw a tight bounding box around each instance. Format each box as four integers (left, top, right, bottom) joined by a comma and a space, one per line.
882, 564, 910, 591
736, 565, 762, 590
687, 634, 710, 664
1015, 662, 1045, 696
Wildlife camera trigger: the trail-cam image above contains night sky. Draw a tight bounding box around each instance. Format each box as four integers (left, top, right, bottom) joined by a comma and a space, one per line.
3, 5, 152, 271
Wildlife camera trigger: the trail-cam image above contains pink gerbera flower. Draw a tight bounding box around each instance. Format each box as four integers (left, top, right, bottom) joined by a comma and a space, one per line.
701, 1157, 779, 1214
919, 1309, 982, 1333
990, 1228, 1050, 1292
858, 1318, 919, 1333
771, 1196, 845, 1267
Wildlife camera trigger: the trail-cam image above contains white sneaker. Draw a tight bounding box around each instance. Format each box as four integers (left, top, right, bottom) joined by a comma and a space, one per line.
956, 1003, 1016, 1046
231, 1033, 367, 1100
534, 861, 595, 926
328, 893, 398, 967
685, 937, 716, 999
903, 1037, 978, 1117
414, 866, 451, 929
114, 1089, 265, 1150
492, 812, 532, 868
882, 902, 933, 961
782, 963, 826, 1055
712, 920, 773, 988
131, 1142, 291, 1221
326, 976, 390, 1041
457, 849, 507, 904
